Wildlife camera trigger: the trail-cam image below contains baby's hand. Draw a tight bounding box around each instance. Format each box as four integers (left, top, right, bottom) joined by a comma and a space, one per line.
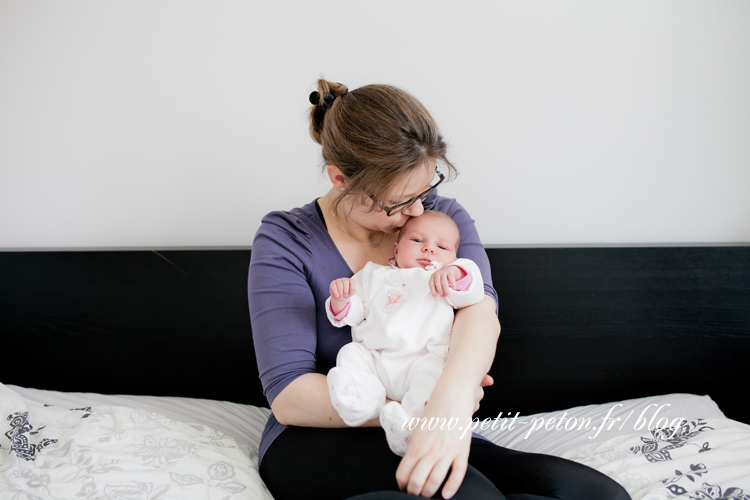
429, 265, 467, 298
329, 278, 356, 314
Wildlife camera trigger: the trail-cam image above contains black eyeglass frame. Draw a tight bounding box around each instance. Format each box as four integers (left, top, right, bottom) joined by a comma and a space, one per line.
369, 166, 445, 217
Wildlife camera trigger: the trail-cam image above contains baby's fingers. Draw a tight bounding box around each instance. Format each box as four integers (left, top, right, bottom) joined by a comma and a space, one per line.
447, 273, 457, 294
342, 279, 355, 297
436, 273, 452, 297
429, 275, 442, 297
330, 279, 351, 299
428, 275, 436, 296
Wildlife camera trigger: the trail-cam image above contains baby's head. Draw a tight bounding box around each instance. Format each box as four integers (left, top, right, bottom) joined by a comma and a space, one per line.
394, 211, 460, 269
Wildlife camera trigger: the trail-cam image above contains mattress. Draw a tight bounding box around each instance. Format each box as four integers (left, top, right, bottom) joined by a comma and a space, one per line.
3, 383, 749, 500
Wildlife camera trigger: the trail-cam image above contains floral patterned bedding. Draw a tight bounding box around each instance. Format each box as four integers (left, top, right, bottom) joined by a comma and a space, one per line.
562, 417, 750, 500
0, 383, 273, 500
4, 379, 749, 500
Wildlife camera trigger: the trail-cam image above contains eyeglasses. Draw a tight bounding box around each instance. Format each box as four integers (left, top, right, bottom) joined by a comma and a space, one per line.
369, 166, 445, 216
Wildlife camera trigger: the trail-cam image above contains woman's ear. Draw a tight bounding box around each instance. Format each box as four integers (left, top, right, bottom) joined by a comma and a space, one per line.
326, 165, 347, 191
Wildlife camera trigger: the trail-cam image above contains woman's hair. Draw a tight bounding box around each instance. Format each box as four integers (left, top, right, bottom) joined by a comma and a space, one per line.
309, 78, 457, 213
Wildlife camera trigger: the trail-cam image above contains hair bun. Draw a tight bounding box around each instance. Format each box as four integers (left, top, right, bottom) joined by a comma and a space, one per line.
309, 91, 321, 105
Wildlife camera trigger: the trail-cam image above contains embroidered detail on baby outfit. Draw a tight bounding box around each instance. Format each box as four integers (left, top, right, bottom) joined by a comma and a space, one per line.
384, 289, 404, 313
393, 269, 408, 290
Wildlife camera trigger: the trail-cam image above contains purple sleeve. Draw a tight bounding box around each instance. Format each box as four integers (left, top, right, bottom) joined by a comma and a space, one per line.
248, 211, 318, 406
427, 193, 499, 311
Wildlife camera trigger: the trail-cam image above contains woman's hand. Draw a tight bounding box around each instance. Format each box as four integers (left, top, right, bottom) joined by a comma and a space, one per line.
395, 374, 494, 498
396, 296, 499, 498
474, 374, 493, 412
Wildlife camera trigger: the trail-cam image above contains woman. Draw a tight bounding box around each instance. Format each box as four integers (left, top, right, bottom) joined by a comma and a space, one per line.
248, 79, 629, 500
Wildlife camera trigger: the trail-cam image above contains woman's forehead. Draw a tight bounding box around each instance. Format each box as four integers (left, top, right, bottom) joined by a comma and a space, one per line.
388, 162, 435, 198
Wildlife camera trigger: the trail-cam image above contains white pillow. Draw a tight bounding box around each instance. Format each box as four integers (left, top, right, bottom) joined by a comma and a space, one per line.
561, 417, 750, 499
7, 384, 271, 460
2, 383, 275, 500
476, 393, 726, 457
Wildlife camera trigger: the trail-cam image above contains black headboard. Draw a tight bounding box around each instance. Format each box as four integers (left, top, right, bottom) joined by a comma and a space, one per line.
481, 246, 749, 423
0, 250, 260, 405
1, 246, 748, 423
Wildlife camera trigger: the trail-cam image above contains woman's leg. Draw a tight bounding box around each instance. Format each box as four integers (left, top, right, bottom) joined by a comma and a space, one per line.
468, 437, 631, 500
259, 426, 506, 500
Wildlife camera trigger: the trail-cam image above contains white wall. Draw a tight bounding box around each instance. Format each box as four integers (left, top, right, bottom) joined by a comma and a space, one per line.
1, 1, 748, 249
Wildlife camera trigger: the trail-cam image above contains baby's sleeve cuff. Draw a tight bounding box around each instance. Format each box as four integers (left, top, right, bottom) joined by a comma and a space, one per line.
329, 300, 352, 321
450, 264, 473, 291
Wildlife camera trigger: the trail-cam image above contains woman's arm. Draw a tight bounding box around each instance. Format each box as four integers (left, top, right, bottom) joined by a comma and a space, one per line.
272, 372, 381, 427
249, 210, 379, 429
395, 295, 500, 498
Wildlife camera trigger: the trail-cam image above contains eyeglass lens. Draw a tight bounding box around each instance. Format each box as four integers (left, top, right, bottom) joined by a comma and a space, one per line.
387, 172, 443, 215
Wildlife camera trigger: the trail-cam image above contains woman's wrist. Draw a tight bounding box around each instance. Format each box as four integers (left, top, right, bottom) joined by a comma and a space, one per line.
428, 375, 476, 415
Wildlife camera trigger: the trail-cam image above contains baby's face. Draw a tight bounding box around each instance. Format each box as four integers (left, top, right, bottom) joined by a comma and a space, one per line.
394, 214, 459, 269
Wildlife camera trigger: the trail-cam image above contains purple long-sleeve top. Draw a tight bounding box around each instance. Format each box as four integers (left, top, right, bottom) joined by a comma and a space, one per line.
247, 192, 498, 464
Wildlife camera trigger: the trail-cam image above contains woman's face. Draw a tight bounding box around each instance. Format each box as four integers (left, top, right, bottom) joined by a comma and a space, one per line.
349, 162, 435, 234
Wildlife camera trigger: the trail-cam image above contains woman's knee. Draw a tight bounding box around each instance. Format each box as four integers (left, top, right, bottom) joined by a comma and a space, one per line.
441, 464, 506, 500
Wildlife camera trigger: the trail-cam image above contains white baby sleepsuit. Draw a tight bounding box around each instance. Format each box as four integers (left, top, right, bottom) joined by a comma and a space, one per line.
326, 258, 484, 455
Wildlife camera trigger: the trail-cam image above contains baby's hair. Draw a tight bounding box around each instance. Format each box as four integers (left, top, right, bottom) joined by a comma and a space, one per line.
399, 211, 460, 248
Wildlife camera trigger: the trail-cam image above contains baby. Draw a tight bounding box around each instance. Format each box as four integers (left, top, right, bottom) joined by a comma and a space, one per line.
326, 210, 485, 455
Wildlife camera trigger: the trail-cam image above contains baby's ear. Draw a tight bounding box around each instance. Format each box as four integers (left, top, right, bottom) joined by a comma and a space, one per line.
393, 241, 399, 258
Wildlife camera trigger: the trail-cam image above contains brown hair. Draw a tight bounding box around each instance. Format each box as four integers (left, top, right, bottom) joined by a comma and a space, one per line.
309, 78, 457, 213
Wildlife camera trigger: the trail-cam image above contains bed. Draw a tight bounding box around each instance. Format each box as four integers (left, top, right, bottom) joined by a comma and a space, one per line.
1, 246, 749, 499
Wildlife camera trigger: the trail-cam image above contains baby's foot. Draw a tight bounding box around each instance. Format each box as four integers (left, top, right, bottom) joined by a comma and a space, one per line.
327, 368, 381, 427
380, 401, 412, 456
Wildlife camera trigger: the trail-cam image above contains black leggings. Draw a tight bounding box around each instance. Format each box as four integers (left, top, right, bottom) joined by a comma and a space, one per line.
259, 426, 631, 500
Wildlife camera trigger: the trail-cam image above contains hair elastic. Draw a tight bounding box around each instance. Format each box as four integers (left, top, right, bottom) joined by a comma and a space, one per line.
309, 90, 337, 109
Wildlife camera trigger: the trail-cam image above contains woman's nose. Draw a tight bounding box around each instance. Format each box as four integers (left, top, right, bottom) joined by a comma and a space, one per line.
403, 198, 424, 217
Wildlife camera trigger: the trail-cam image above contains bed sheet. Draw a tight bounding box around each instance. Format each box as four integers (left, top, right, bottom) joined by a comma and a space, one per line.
7, 385, 271, 460
477, 393, 727, 456
5, 384, 748, 500
1, 383, 273, 500
14, 387, 725, 459
562, 417, 750, 499
477, 393, 750, 499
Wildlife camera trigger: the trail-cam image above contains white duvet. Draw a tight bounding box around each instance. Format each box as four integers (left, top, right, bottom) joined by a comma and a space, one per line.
479, 394, 750, 499
561, 418, 750, 500
0, 383, 273, 500
3, 382, 750, 500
